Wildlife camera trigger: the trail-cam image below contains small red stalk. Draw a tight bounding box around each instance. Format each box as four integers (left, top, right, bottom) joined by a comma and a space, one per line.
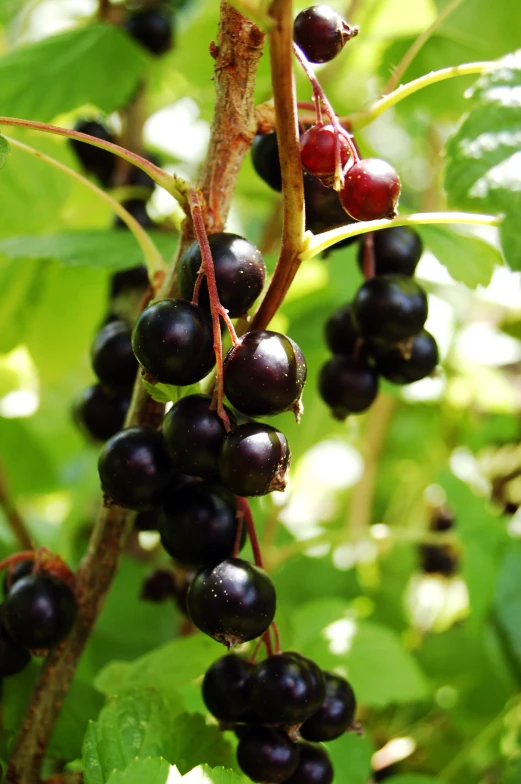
237, 496, 264, 568
362, 232, 376, 279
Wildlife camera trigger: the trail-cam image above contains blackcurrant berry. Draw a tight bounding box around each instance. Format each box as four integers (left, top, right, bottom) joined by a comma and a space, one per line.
202, 654, 255, 721
358, 227, 423, 277
70, 120, 115, 186
251, 133, 282, 192
285, 742, 334, 784
223, 331, 307, 418
325, 303, 359, 356
369, 330, 439, 384
132, 299, 215, 385
293, 6, 358, 64
98, 426, 173, 510
74, 384, 131, 442
140, 569, 176, 602
178, 233, 266, 318
300, 124, 350, 183
303, 172, 359, 252
2, 575, 77, 650
0, 616, 31, 676
219, 423, 291, 497
430, 507, 455, 532
124, 9, 173, 56
319, 355, 379, 420
301, 672, 356, 742
134, 508, 161, 531
91, 321, 138, 389
110, 265, 149, 298
247, 652, 325, 725
353, 275, 428, 344
159, 483, 241, 568
3, 560, 34, 595
237, 725, 299, 783
340, 159, 401, 221
187, 557, 276, 646
420, 545, 458, 577
114, 199, 155, 229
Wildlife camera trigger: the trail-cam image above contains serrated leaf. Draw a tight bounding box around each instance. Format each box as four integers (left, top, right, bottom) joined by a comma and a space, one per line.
0, 136, 10, 169
142, 380, 178, 404
181, 767, 247, 784
169, 713, 234, 774
106, 757, 172, 784
0, 25, 148, 121
328, 733, 374, 784
418, 225, 502, 288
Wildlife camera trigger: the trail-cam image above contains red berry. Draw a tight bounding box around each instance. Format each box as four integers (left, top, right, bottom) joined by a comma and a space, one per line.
340, 158, 401, 221
300, 125, 350, 183
294, 6, 359, 64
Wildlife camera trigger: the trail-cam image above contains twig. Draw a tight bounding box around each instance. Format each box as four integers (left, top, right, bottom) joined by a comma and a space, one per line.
0, 464, 33, 551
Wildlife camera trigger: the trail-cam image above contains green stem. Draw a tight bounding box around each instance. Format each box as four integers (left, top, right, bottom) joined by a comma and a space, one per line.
349, 61, 492, 130
300, 211, 501, 260
5, 135, 167, 280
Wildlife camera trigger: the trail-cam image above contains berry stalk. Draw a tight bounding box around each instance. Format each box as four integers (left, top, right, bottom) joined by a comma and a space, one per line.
0, 464, 33, 551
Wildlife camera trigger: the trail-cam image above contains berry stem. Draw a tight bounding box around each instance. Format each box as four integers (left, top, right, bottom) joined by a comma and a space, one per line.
232, 506, 245, 559
361, 232, 375, 279
237, 496, 264, 568
270, 620, 281, 655
0, 463, 33, 551
250, 628, 274, 661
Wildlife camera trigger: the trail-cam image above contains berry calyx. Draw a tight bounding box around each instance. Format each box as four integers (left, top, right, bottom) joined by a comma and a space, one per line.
0, 616, 31, 676
74, 384, 131, 442
223, 331, 307, 419
325, 303, 359, 356
353, 275, 428, 344
187, 557, 276, 646
98, 426, 173, 510
369, 329, 439, 384
251, 133, 282, 192
159, 483, 241, 568
124, 9, 173, 56
301, 672, 356, 742
300, 124, 351, 184
132, 299, 215, 385
179, 233, 266, 318
358, 227, 423, 277
319, 355, 379, 420
293, 6, 359, 64
91, 321, 138, 389
218, 423, 291, 497
340, 158, 401, 221
285, 742, 334, 784
2, 574, 77, 650
237, 725, 299, 783
70, 120, 115, 186
247, 652, 326, 725
202, 654, 255, 722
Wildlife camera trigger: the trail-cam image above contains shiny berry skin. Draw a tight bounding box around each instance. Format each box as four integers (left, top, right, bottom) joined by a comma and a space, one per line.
74, 384, 130, 442
247, 652, 325, 725
237, 726, 299, 783
353, 275, 428, 344
223, 331, 307, 418
369, 329, 439, 384
2, 575, 77, 650
300, 125, 350, 182
132, 299, 215, 385
110, 265, 149, 298
319, 355, 379, 420
179, 233, 266, 318
70, 120, 115, 186
219, 423, 291, 497
251, 133, 282, 191
3, 561, 34, 595
124, 9, 173, 56
98, 426, 173, 510
91, 321, 138, 389
285, 742, 334, 784
358, 227, 423, 277
202, 654, 255, 721
140, 569, 176, 602
159, 483, 241, 568
293, 6, 358, 64
325, 303, 359, 356
340, 159, 401, 221
187, 557, 276, 646
303, 173, 359, 252
0, 616, 31, 676
162, 394, 235, 478
301, 672, 356, 741
114, 199, 155, 229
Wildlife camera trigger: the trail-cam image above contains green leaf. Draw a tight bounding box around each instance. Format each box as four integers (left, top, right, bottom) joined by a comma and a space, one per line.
418, 225, 502, 288
0, 136, 10, 169
0, 25, 148, 121
494, 541, 521, 669
168, 713, 234, 774
180, 767, 247, 784
386, 777, 443, 783
329, 733, 374, 784
444, 50, 521, 269
106, 757, 171, 784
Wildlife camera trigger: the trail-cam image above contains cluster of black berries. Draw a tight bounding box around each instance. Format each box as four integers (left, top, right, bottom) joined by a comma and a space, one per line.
0, 561, 77, 681
202, 651, 357, 783
320, 227, 439, 419
420, 506, 458, 577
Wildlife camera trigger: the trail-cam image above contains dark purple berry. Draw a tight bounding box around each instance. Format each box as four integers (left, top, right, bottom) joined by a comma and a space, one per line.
127, 153, 160, 192
91, 321, 138, 389
202, 654, 255, 721
74, 384, 131, 442
124, 9, 173, 56
179, 233, 266, 318
420, 545, 458, 577
358, 227, 423, 277
353, 275, 428, 344
134, 508, 161, 531
237, 725, 299, 783
98, 426, 173, 510
70, 120, 115, 186
303, 172, 359, 252
285, 742, 334, 784
110, 265, 149, 298
325, 303, 359, 356
300, 124, 350, 183
294, 6, 358, 64
114, 199, 155, 229
187, 557, 276, 646
2, 575, 77, 650
301, 672, 356, 742
251, 133, 282, 191
3, 560, 34, 595
219, 423, 291, 497
0, 616, 31, 676
340, 159, 401, 221
223, 331, 307, 418
132, 299, 215, 385
140, 569, 176, 602
319, 355, 379, 419
369, 330, 439, 384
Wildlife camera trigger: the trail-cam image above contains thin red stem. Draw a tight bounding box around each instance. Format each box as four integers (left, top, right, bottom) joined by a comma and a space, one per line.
237, 496, 264, 568
0, 550, 35, 573
218, 307, 239, 347
270, 621, 281, 654
192, 266, 204, 305
362, 232, 376, 279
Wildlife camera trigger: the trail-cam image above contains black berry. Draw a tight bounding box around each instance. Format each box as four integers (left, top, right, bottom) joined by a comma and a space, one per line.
285, 742, 334, 784
110, 265, 149, 298
91, 321, 138, 389
124, 9, 173, 56
319, 355, 379, 420
303, 172, 359, 252
2, 575, 77, 650
325, 303, 359, 356
340, 159, 401, 221
420, 545, 458, 577
301, 672, 356, 742
70, 120, 115, 186
0, 616, 31, 676
237, 725, 299, 783
219, 423, 291, 497
114, 199, 155, 229
223, 331, 307, 418
202, 654, 255, 721
353, 275, 428, 344
3, 560, 34, 595
187, 557, 276, 646
98, 426, 173, 510
140, 569, 176, 602
74, 384, 131, 442
358, 227, 423, 277
127, 153, 160, 192
294, 6, 358, 64
300, 124, 350, 183
251, 133, 282, 191
369, 329, 439, 384
134, 508, 161, 531
132, 299, 215, 385
179, 233, 266, 318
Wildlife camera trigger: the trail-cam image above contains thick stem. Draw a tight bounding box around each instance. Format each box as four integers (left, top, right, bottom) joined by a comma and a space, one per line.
0, 467, 33, 550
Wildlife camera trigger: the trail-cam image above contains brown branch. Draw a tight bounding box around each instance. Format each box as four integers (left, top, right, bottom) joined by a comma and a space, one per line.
0, 463, 33, 551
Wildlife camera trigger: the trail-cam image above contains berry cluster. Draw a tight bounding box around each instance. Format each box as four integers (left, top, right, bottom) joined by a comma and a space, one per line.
319, 227, 439, 420
202, 651, 357, 783
420, 506, 458, 577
